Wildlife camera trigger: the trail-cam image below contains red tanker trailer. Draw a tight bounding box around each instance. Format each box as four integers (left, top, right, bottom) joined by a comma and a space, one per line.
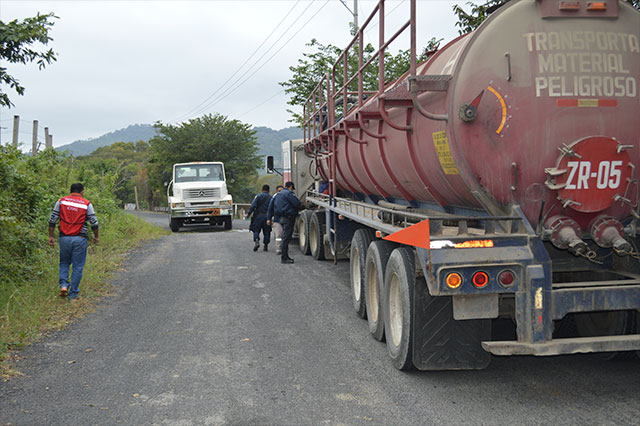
270, 0, 640, 370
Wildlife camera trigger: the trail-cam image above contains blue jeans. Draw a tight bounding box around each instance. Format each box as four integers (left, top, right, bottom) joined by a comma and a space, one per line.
59, 236, 88, 299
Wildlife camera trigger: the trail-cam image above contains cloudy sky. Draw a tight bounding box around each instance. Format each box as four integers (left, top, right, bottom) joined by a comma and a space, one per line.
0, 0, 462, 148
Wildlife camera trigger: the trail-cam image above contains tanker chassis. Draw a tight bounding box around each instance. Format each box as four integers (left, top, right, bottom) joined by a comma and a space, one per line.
274, 0, 640, 370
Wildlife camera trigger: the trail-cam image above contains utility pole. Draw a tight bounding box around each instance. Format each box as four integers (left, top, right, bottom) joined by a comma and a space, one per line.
12, 115, 19, 147
48, 134, 53, 148
32, 120, 38, 156
353, 0, 358, 32
45, 127, 51, 149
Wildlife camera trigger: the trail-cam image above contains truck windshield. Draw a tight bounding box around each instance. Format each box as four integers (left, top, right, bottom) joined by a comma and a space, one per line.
175, 164, 224, 183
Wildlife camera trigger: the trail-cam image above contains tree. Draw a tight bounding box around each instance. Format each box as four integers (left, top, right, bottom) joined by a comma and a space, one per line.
0, 12, 57, 107
149, 114, 261, 202
280, 37, 441, 125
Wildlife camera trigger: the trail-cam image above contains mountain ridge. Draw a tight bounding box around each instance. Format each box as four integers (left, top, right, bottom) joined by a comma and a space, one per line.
57, 123, 302, 157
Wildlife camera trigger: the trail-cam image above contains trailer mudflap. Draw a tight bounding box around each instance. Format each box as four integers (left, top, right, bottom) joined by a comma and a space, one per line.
482, 334, 640, 356
412, 275, 492, 370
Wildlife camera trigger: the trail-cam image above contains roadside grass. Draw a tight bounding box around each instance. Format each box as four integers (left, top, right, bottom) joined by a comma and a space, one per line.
0, 211, 169, 379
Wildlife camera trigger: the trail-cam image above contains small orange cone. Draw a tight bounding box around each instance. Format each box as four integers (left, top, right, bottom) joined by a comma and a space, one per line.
383, 219, 430, 249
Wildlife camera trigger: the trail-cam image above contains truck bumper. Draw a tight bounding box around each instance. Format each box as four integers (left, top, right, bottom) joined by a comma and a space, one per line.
483, 334, 640, 356
171, 208, 231, 219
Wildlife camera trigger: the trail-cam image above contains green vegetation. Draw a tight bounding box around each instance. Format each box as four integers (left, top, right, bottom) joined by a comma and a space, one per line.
150, 113, 262, 203
0, 146, 167, 370
0, 12, 57, 107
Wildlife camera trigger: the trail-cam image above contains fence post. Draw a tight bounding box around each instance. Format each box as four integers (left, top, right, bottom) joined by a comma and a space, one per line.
32, 120, 38, 155
45, 127, 51, 149
12, 115, 19, 147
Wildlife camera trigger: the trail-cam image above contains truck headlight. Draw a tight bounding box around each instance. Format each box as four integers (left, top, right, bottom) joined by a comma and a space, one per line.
172, 202, 185, 208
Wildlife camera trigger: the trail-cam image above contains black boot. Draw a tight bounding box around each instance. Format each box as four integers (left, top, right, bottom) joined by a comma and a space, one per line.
253, 240, 260, 252
263, 244, 268, 252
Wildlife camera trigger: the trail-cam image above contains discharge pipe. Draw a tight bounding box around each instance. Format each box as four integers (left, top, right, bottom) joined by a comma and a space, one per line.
544, 216, 588, 256
590, 216, 632, 256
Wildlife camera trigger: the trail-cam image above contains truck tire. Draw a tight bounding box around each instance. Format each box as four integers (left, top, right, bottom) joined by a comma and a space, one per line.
365, 240, 395, 342
224, 216, 232, 230
574, 310, 636, 360
169, 218, 181, 232
383, 247, 415, 371
350, 228, 375, 319
310, 211, 325, 261
298, 210, 311, 255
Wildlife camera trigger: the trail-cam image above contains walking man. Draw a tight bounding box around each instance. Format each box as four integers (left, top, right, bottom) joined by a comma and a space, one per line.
266, 185, 283, 255
274, 181, 303, 264
48, 183, 99, 301
247, 184, 272, 252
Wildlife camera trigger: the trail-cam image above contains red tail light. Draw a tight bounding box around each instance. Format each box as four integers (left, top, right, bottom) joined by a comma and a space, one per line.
498, 270, 515, 287
472, 271, 489, 288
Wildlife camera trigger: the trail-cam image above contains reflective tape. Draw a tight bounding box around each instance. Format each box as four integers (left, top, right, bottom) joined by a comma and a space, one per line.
61, 200, 88, 210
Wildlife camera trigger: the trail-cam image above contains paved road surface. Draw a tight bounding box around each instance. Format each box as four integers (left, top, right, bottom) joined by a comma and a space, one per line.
1, 211, 639, 425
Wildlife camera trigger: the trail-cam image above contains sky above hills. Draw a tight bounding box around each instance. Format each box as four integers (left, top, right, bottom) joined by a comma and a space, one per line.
0, 0, 460, 148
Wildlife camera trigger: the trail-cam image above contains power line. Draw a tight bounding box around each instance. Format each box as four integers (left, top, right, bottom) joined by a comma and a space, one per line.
181, 0, 322, 120
193, 0, 331, 116
238, 88, 285, 119
170, 0, 304, 123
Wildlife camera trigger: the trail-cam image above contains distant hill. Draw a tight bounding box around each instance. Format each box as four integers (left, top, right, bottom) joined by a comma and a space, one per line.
57, 124, 302, 159
57, 124, 158, 156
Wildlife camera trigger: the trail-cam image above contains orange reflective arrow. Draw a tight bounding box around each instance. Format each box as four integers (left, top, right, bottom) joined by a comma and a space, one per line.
383, 219, 430, 249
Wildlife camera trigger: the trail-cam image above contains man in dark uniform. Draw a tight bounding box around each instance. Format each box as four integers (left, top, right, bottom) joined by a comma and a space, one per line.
273, 181, 303, 264
247, 184, 272, 252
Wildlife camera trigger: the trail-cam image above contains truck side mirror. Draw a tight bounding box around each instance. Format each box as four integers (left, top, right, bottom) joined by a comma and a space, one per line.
266, 156, 274, 173
162, 171, 168, 186
229, 169, 236, 183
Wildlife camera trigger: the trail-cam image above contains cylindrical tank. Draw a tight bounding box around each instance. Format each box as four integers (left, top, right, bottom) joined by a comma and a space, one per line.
313, 0, 640, 229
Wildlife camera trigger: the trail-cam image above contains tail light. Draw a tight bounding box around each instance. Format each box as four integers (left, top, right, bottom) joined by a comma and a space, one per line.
498, 270, 515, 287
472, 271, 489, 288
446, 272, 462, 289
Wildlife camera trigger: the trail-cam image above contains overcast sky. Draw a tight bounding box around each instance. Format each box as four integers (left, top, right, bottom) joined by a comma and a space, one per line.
0, 0, 461, 148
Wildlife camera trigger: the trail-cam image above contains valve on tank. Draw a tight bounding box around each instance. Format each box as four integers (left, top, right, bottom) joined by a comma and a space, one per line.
589, 216, 632, 256
544, 216, 588, 256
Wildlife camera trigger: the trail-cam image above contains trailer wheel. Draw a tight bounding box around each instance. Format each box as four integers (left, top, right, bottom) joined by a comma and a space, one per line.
383, 247, 415, 371
310, 211, 326, 261
350, 229, 375, 319
224, 216, 232, 230
169, 218, 181, 232
365, 240, 395, 342
574, 310, 636, 360
298, 210, 311, 255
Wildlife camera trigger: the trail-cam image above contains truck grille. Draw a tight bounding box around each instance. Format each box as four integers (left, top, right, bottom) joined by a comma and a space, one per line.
184, 188, 220, 199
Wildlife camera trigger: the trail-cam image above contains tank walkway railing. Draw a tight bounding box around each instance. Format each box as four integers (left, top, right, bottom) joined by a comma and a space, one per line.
306, 191, 531, 240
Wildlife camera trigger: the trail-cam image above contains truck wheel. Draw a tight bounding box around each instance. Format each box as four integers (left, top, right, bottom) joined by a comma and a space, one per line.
310, 211, 325, 261
224, 216, 232, 230
350, 228, 375, 319
169, 218, 180, 232
365, 240, 395, 342
383, 247, 415, 371
298, 210, 311, 255
574, 310, 636, 360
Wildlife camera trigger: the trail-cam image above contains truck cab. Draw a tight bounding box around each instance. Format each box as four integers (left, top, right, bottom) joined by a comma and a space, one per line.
167, 162, 233, 232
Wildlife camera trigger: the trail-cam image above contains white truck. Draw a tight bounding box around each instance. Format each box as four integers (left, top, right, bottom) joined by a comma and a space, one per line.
166, 162, 233, 232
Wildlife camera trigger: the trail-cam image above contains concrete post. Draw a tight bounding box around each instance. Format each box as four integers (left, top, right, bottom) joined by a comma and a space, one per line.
12, 115, 19, 147
32, 120, 38, 155
45, 127, 51, 149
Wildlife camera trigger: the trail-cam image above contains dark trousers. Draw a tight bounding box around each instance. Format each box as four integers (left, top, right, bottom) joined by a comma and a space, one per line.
252, 216, 271, 245
280, 216, 295, 260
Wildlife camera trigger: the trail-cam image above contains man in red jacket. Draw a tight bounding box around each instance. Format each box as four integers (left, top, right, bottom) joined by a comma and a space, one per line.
48, 183, 99, 301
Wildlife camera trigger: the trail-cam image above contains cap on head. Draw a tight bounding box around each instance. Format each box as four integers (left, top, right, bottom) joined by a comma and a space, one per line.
70, 183, 84, 193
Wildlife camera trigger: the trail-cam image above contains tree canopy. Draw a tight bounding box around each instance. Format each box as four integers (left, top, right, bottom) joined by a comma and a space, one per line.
0, 12, 57, 107
150, 114, 261, 202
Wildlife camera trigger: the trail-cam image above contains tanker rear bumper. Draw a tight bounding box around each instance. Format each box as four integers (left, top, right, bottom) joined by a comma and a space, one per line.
483, 334, 640, 356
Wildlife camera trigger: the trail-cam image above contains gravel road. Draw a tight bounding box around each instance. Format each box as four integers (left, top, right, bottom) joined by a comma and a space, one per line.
1, 211, 639, 425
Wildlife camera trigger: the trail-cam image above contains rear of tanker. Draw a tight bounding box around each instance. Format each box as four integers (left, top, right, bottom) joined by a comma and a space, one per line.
288, 0, 640, 370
